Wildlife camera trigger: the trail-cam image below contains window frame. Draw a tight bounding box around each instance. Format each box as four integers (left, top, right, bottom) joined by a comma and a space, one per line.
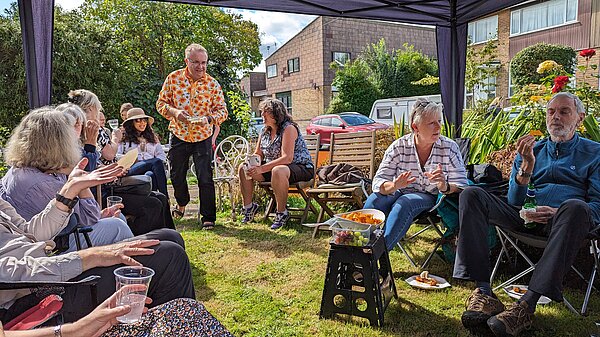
510, 0, 579, 36
266, 64, 277, 78
287, 57, 300, 74
468, 15, 498, 45
332, 51, 351, 66
276, 91, 292, 115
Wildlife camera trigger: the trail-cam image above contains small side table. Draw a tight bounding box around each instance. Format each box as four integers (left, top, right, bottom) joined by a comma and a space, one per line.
319, 230, 398, 326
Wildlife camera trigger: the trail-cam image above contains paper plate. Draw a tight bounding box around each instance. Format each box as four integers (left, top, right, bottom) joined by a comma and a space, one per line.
503, 285, 551, 305
334, 209, 385, 227
405, 274, 451, 290
117, 148, 138, 169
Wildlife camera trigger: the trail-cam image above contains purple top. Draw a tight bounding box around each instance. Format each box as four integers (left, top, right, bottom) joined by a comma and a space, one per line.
0, 167, 100, 227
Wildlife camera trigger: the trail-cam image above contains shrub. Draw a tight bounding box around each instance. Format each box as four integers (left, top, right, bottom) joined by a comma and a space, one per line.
510, 43, 576, 87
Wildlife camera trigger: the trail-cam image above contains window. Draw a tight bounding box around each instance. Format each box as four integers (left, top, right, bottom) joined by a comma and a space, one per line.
276, 91, 292, 114
510, 0, 578, 36
508, 67, 516, 98
319, 118, 332, 127
287, 58, 300, 73
377, 107, 392, 119
330, 117, 344, 127
465, 75, 497, 108
340, 114, 375, 126
332, 52, 350, 66
468, 16, 498, 44
267, 64, 277, 78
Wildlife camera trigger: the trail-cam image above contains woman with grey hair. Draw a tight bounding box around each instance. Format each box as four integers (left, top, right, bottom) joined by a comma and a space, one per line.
68, 89, 121, 166
238, 98, 314, 230
364, 97, 468, 251
56, 102, 100, 172
0, 108, 133, 252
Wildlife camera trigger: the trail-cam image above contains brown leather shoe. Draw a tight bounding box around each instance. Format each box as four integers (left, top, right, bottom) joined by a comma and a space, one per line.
462, 288, 506, 332
487, 301, 533, 337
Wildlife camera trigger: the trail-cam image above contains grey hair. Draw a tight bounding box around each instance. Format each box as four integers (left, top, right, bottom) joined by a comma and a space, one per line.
409, 97, 443, 130
67, 89, 101, 117
548, 92, 586, 114
5, 107, 81, 171
185, 43, 207, 58
56, 103, 86, 126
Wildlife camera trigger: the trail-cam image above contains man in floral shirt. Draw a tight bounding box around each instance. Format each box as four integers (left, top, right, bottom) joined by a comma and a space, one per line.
156, 44, 228, 229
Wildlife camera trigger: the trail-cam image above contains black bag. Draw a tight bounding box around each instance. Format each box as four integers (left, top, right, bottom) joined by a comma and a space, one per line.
109, 175, 152, 196
316, 163, 367, 185
466, 163, 503, 184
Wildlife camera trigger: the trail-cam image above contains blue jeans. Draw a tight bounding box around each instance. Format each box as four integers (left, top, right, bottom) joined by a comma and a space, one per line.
364, 191, 436, 250
128, 158, 168, 197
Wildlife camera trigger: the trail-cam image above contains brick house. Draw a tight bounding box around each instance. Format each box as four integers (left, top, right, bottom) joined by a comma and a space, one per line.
263, 16, 437, 128
239, 72, 268, 116
466, 0, 600, 108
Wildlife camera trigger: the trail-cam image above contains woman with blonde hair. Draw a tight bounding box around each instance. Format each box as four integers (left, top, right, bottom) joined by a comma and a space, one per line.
0, 108, 133, 251
364, 97, 468, 251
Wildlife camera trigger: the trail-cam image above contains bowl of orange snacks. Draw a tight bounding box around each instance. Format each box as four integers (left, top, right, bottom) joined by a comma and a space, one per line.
334, 209, 385, 227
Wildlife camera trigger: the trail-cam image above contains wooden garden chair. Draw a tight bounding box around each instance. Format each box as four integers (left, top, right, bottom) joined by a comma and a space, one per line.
307, 131, 376, 237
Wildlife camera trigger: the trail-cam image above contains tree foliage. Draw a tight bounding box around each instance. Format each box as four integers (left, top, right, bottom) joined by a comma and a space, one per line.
328, 39, 439, 115
510, 43, 576, 87
0, 0, 262, 141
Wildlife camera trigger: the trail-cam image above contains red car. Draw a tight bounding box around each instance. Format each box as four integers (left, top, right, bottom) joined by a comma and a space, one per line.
306, 112, 389, 144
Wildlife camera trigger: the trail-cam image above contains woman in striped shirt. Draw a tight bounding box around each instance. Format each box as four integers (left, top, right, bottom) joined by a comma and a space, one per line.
364, 97, 468, 251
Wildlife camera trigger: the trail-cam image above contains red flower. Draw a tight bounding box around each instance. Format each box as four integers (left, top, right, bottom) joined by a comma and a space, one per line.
580, 48, 596, 59
551, 75, 570, 93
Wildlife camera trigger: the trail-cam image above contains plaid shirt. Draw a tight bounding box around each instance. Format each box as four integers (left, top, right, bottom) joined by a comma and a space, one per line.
156, 68, 228, 143
373, 134, 468, 194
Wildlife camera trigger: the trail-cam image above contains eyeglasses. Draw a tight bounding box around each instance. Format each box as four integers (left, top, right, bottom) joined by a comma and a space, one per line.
187, 59, 206, 66
133, 118, 148, 123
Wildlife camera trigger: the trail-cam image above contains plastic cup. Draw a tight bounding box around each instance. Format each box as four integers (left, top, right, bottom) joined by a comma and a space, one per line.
106, 195, 123, 208
114, 266, 154, 323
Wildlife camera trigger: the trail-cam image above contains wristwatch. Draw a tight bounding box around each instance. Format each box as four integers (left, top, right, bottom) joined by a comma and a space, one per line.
55, 193, 79, 210
53, 325, 62, 337
517, 167, 532, 178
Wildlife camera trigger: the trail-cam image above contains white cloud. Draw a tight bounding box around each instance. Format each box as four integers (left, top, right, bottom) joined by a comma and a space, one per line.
228, 9, 315, 72
55, 0, 84, 11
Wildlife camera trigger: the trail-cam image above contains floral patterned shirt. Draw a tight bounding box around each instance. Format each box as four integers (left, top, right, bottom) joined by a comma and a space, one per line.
156, 68, 228, 143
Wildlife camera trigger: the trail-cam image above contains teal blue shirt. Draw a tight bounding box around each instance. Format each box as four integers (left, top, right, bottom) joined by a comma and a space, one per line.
508, 133, 600, 224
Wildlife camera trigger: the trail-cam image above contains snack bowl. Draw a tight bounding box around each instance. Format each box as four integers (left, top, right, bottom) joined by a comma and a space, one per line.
330, 221, 373, 246
334, 209, 385, 227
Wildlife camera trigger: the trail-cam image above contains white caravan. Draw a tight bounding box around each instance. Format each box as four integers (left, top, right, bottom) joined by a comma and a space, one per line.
369, 94, 442, 126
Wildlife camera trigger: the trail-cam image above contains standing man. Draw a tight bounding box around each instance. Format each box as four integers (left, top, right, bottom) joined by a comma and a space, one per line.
157, 43, 228, 229
454, 92, 600, 337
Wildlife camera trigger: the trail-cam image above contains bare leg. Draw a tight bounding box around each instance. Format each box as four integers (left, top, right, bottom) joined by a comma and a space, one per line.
238, 164, 254, 206
271, 165, 290, 212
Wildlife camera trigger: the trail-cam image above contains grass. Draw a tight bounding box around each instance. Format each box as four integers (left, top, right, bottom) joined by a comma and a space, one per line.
174, 211, 598, 337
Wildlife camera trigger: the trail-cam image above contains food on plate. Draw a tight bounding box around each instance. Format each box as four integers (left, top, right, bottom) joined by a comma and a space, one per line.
512, 286, 527, 294
415, 271, 438, 286
529, 129, 543, 137
332, 230, 369, 246
339, 211, 382, 225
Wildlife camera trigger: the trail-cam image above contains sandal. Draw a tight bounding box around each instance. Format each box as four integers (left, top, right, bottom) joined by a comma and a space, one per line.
171, 207, 185, 219
201, 222, 215, 230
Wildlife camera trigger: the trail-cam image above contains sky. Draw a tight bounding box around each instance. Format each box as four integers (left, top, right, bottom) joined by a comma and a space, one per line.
0, 0, 315, 72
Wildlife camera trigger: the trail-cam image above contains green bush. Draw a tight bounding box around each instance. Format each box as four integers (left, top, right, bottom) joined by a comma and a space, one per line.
510, 43, 576, 87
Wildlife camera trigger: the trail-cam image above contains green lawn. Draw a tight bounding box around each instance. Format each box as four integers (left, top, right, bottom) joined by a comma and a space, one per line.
175, 214, 598, 337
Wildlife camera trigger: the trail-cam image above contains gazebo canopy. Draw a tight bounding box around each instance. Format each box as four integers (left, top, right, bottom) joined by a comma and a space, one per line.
18, 0, 524, 132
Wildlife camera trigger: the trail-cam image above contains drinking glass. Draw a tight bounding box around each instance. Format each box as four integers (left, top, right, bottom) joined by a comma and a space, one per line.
113, 266, 154, 324
106, 195, 123, 208
108, 119, 119, 130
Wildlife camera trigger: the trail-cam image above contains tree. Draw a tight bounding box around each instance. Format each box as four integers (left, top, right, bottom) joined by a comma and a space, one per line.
510, 43, 576, 87
328, 39, 439, 115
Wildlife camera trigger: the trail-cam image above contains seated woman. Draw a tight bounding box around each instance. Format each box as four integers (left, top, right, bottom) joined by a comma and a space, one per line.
0, 109, 134, 251
68, 90, 174, 235
118, 108, 169, 197
364, 98, 468, 251
56, 103, 99, 172
238, 98, 314, 230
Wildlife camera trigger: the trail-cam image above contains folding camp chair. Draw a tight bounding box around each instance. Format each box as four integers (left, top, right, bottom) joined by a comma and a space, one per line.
396, 137, 471, 269
259, 134, 320, 224
52, 213, 93, 254
490, 226, 600, 315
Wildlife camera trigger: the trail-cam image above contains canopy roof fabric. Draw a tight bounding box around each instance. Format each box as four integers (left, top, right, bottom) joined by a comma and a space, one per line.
19, 0, 524, 132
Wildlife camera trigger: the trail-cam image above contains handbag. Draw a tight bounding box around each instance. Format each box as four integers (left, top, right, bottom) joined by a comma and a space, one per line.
109, 175, 152, 196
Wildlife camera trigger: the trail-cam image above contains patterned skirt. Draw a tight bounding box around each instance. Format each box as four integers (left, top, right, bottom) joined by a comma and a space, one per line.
102, 298, 233, 337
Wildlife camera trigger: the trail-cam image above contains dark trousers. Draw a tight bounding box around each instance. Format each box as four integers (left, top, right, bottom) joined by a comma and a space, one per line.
168, 134, 216, 223
1, 229, 194, 324
118, 191, 175, 236
453, 186, 592, 301
128, 158, 169, 198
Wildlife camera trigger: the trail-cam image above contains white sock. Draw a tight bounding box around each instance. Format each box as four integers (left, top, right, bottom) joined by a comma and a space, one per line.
243, 203, 253, 209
